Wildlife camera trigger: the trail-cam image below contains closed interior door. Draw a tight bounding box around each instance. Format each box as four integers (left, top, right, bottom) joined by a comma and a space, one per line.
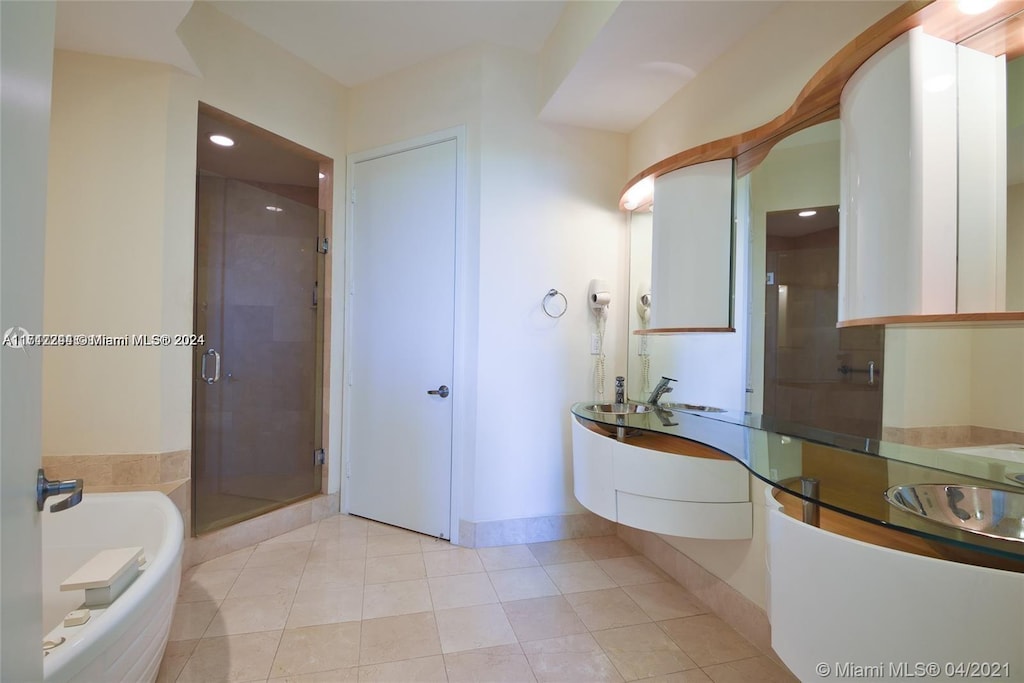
347, 138, 456, 538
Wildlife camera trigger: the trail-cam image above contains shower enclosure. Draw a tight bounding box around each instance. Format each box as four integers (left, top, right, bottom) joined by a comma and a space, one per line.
192, 174, 325, 534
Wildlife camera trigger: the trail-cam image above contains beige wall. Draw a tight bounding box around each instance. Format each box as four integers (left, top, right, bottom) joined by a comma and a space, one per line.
627, 1, 898, 179
43, 3, 347, 496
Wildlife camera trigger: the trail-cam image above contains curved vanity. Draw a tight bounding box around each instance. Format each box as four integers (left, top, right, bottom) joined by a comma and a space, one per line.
571, 403, 1024, 682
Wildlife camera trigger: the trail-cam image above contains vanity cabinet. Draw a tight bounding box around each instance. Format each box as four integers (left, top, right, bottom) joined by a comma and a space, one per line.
651, 158, 734, 330
571, 417, 751, 539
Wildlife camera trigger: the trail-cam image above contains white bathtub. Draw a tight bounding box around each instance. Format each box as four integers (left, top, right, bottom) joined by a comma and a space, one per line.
42, 492, 183, 683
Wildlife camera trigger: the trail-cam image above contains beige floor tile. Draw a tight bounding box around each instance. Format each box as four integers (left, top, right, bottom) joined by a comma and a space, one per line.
435, 603, 518, 653
701, 655, 798, 682
643, 670, 713, 682
423, 547, 484, 577
365, 553, 426, 584
477, 544, 540, 571
191, 546, 255, 572
308, 537, 367, 564
445, 648, 537, 682
488, 566, 560, 602
178, 567, 240, 603
228, 564, 302, 599
316, 515, 368, 540
287, 587, 363, 628
299, 558, 365, 592
205, 592, 293, 637
358, 655, 448, 682
366, 533, 425, 557
525, 641, 625, 683
565, 588, 651, 631
623, 582, 706, 621
269, 667, 359, 683
658, 615, 759, 667
596, 556, 670, 586
270, 622, 362, 678
502, 595, 588, 642
362, 578, 433, 619
520, 633, 601, 656
367, 520, 416, 536
527, 540, 589, 565
359, 612, 442, 666
169, 600, 220, 641
576, 536, 637, 560
176, 630, 282, 683
544, 561, 616, 594
247, 541, 313, 570
157, 639, 198, 683
592, 623, 698, 681
420, 537, 459, 553
428, 572, 498, 610
262, 523, 319, 545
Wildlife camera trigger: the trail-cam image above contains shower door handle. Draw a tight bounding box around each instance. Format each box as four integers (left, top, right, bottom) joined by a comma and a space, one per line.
201, 348, 221, 385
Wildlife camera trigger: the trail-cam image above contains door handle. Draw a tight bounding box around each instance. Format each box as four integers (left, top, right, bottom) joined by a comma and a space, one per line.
427, 385, 450, 398
201, 348, 221, 385
37, 469, 83, 513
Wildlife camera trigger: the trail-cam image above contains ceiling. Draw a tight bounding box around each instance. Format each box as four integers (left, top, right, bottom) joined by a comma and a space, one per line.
53, 0, 782, 133
767, 206, 840, 238
197, 111, 320, 188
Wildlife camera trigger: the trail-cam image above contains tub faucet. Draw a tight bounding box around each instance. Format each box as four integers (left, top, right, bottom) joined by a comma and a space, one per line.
614, 376, 625, 405
647, 376, 676, 407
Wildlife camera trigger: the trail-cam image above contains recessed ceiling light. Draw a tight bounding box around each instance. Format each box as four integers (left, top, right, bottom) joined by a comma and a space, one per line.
266, 206, 283, 212
957, 0, 997, 14
209, 134, 234, 147
798, 210, 817, 218
318, 172, 326, 180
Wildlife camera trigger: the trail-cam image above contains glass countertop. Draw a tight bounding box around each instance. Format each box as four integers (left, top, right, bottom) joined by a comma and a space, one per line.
570, 401, 1024, 564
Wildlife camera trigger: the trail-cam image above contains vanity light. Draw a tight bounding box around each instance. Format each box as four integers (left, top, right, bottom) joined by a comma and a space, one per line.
208, 134, 234, 147
318, 172, 326, 180
622, 176, 655, 211
957, 0, 998, 14
265, 206, 283, 212
798, 210, 817, 217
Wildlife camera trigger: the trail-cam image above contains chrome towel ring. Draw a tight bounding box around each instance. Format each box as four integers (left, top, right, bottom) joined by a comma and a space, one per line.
543, 289, 567, 318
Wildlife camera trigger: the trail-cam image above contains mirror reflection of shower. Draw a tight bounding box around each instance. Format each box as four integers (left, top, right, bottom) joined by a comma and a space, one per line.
763, 205, 883, 439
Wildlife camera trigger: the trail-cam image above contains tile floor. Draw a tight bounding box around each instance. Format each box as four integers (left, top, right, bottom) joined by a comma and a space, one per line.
161, 515, 796, 682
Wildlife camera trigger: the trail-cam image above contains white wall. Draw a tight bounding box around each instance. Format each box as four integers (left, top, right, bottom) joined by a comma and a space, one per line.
348, 44, 628, 524
882, 326, 973, 429
43, 4, 348, 492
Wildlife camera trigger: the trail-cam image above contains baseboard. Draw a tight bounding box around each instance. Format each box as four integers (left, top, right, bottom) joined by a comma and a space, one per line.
460, 511, 616, 548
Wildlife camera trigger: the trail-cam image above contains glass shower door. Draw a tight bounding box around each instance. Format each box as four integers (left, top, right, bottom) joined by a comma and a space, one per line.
193, 174, 324, 534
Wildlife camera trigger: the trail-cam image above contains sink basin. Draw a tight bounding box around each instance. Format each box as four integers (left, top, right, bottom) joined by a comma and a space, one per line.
664, 402, 727, 413
582, 402, 652, 415
884, 483, 1024, 543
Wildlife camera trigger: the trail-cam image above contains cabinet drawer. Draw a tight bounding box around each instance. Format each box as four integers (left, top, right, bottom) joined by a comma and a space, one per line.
617, 491, 752, 539
614, 439, 747, 502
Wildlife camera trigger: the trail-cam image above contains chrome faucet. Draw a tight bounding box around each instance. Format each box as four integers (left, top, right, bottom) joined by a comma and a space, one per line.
647, 376, 676, 407
614, 376, 625, 405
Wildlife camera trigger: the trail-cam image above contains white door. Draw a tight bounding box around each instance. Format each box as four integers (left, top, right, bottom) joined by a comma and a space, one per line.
346, 137, 457, 539
1, 2, 55, 680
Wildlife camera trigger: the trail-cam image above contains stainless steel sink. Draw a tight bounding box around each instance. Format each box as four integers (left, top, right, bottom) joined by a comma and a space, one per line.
884, 483, 1024, 543
582, 402, 652, 415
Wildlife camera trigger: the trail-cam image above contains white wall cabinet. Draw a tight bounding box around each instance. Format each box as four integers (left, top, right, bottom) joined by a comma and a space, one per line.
571, 417, 751, 539
651, 158, 734, 329
839, 27, 958, 323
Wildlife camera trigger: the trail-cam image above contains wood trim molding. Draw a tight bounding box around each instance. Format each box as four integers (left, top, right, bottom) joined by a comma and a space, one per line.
621, 0, 1024, 207
634, 327, 736, 335
837, 312, 1024, 328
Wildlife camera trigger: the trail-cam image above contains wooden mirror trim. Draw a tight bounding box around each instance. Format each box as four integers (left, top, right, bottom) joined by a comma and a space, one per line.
620, 0, 1024, 209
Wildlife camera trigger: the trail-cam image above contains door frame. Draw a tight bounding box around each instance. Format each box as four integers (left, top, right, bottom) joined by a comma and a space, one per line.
342, 126, 467, 544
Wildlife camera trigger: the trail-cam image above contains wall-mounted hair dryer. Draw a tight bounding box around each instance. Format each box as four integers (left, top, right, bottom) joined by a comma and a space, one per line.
588, 279, 611, 316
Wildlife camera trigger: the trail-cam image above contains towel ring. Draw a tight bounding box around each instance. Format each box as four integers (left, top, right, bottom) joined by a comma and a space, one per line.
543, 289, 567, 318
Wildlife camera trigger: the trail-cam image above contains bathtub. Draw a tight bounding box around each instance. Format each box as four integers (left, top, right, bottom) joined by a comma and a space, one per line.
42, 492, 183, 683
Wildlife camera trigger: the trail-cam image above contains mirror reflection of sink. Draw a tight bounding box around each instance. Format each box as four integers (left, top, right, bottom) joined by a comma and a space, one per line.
583, 402, 652, 415
884, 483, 1024, 543
664, 402, 727, 413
